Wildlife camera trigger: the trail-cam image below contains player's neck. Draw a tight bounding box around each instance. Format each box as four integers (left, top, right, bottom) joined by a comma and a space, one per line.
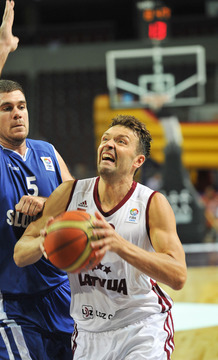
98, 177, 133, 212
0, 138, 27, 155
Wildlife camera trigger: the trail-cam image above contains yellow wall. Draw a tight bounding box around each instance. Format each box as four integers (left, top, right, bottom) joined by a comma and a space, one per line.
93, 95, 218, 169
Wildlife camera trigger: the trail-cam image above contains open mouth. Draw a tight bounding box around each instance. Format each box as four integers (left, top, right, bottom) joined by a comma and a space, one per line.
101, 153, 115, 163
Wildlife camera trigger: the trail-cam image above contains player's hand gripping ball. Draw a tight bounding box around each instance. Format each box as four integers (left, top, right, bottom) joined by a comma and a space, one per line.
44, 211, 102, 273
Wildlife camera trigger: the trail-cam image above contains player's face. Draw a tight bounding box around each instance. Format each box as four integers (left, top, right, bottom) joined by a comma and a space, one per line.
97, 125, 145, 180
0, 90, 29, 147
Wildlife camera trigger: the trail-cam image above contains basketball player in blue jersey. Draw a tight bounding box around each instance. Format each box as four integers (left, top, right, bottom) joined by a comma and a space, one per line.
15, 113, 187, 359
0, 1, 74, 359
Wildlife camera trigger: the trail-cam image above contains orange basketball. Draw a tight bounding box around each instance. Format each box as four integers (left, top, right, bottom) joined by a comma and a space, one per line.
44, 211, 102, 273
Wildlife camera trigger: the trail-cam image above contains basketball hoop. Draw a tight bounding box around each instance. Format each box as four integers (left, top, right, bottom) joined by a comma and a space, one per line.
106, 45, 206, 109
141, 93, 170, 111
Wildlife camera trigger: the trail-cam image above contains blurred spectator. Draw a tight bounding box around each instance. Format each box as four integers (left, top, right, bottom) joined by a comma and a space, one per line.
141, 158, 162, 190
201, 185, 218, 242
146, 171, 162, 191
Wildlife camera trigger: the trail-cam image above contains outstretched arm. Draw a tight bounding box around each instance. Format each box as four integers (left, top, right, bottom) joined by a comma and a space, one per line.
14, 180, 75, 267
15, 150, 74, 216
0, 0, 19, 76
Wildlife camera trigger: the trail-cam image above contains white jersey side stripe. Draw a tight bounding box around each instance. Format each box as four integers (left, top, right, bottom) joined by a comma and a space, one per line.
10, 324, 32, 359
0, 320, 31, 360
0, 328, 15, 360
0, 293, 31, 359
1, 321, 32, 360
0, 292, 7, 320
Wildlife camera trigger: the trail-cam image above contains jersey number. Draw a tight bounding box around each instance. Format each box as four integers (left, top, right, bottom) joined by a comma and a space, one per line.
27, 176, 39, 196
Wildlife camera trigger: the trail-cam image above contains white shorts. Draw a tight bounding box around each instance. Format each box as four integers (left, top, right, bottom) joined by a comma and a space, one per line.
72, 311, 174, 360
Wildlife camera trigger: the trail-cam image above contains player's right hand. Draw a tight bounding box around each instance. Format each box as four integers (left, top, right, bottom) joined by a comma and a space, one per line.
15, 195, 47, 216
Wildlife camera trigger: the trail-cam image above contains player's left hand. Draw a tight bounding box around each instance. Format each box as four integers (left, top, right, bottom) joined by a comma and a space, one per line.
0, 0, 19, 53
91, 211, 126, 258
15, 195, 46, 216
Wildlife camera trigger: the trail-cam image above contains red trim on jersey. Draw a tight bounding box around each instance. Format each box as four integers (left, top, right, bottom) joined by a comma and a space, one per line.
150, 279, 173, 312
150, 278, 174, 358
146, 190, 157, 246
164, 310, 175, 359
93, 177, 137, 217
65, 180, 78, 211
72, 322, 78, 358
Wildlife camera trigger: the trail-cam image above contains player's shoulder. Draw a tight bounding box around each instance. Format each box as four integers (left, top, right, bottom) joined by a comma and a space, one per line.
26, 138, 53, 151
135, 181, 155, 198
75, 177, 98, 190
149, 190, 174, 217
135, 183, 170, 209
54, 179, 76, 194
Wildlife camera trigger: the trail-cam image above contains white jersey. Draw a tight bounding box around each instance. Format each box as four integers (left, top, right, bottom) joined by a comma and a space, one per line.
67, 177, 173, 332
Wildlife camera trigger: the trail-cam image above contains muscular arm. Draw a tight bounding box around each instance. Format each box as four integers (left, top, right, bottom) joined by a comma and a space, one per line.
91, 192, 187, 290
0, 0, 19, 76
140, 192, 187, 289
13, 180, 75, 267
15, 148, 74, 216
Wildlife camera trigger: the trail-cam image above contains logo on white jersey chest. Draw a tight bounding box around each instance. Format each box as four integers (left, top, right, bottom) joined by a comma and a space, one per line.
125, 207, 139, 224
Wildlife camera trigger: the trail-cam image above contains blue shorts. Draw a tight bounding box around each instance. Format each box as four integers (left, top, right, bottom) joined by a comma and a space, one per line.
0, 280, 74, 360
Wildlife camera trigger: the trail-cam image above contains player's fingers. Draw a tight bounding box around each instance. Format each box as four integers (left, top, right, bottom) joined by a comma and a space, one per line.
3, 0, 13, 22
39, 242, 48, 259
40, 229, 47, 237
2, 0, 9, 21
15, 196, 33, 215
94, 211, 102, 219
15, 201, 29, 214
16, 196, 45, 216
28, 203, 41, 217
93, 244, 109, 258
91, 240, 104, 249
28, 200, 45, 216
94, 211, 108, 223
93, 212, 111, 229
92, 227, 113, 239
91, 237, 111, 252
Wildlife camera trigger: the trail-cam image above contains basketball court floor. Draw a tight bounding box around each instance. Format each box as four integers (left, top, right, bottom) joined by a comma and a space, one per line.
160, 243, 218, 360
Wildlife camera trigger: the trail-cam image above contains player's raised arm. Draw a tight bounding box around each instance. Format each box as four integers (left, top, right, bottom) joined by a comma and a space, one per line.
13, 180, 75, 267
0, 0, 19, 75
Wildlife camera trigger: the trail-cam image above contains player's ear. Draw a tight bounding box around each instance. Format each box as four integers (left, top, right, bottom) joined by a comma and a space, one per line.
134, 154, 145, 170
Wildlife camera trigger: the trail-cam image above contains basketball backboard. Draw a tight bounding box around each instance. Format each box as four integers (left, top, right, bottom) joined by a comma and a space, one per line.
106, 45, 206, 110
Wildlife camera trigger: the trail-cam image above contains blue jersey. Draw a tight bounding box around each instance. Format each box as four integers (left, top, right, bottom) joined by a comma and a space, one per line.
0, 139, 68, 295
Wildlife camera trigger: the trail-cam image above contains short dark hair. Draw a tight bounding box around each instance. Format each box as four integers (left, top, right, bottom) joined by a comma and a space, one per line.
109, 114, 152, 159
0, 79, 25, 96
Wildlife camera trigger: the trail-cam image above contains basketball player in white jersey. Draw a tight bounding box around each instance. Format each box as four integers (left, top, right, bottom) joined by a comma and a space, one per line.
14, 114, 187, 359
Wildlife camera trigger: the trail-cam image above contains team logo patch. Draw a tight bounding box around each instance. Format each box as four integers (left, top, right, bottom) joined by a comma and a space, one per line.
82, 305, 94, 319
126, 208, 139, 223
40, 157, 55, 171
77, 200, 88, 211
